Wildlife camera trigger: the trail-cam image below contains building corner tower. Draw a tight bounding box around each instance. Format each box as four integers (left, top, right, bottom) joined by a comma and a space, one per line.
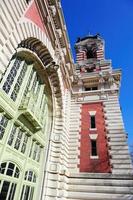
66, 34, 133, 199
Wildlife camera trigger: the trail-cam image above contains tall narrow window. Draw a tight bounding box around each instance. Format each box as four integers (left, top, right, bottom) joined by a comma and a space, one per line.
33, 143, 38, 160
11, 63, 27, 101
2, 58, 21, 94
91, 140, 97, 156
37, 146, 42, 162
8, 125, 28, 155
1, 57, 27, 101
0, 115, 8, 140
8, 125, 17, 146
90, 115, 96, 129
20, 170, 36, 200
14, 130, 23, 150
29, 141, 34, 158
21, 134, 28, 154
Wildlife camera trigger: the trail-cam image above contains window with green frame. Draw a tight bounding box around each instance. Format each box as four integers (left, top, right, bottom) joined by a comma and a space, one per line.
0, 115, 9, 140
20, 170, 36, 200
0, 162, 20, 200
8, 124, 29, 155
2, 57, 27, 101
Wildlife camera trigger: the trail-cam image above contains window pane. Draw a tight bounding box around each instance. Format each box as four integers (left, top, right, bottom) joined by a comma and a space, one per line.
14, 130, 23, 150
37, 146, 41, 162
91, 140, 97, 156
29, 187, 34, 200
2, 58, 21, 94
0, 162, 6, 174
14, 167, 20, 178
90, 116, 96, 129
28, 171, 33, 182
24, 185, 30, 200
6, 162, 14, 177
33, 144, 38, 160
92, 87, 98, 90
11, 64, 27, 101
25, 171, 36, 183
0, 116, 8, 140
8, 163, 15, 170
8, 125, 17, 146
8, 183, 16, 200
0, 181, 10, 200
21, 135, 28, 154
33, 174, 36, 183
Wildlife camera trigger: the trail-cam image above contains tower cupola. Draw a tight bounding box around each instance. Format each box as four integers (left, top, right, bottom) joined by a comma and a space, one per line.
75, 34, 108, 73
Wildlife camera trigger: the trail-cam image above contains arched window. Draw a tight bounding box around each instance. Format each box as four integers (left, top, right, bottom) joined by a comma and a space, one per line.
20, 170, 36, 200
25, 170, 36, 183
0, 162, 20, 200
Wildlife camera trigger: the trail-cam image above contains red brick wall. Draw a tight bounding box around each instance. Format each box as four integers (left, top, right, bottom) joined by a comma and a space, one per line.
79, 102, 111, 173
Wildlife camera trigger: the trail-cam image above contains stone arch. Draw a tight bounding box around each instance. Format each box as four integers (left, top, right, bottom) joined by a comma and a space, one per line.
0, 15, 63, 107
16, 37, 63, 112
0, 20, 56, 74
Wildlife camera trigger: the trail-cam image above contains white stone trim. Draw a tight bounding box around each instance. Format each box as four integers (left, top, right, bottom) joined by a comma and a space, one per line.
89, 111, 96, 116
90, 155, 99, 159
89, 134, 98, 140
90, 128, 97, 131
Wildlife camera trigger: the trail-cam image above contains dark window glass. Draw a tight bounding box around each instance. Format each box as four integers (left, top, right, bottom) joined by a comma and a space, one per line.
90, 115, 96, 129
92, 87, 98, 90
86, 68, 94, 73
24, 185, 30, 200
14, 130, 23, 150
11, 64, 27, 101
28, 171, 33, 182
21, 135, 28, 154
8, 183, 16, 200
91, 140, 97, 156
6, 163, 15, 176
0, 116, 8, 140
0, 162, 6, 174
0, 162, 20, 178
3, 58, 21, 94
25, 171, 36, 183
87, 50, 96, 59
0, 181, 10, 200
85, 87, 97, 91
85, 87, 91, 91
8, 125, 17, 146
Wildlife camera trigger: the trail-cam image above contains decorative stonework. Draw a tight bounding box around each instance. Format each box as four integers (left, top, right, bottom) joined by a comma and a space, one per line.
0, 0, 133, 200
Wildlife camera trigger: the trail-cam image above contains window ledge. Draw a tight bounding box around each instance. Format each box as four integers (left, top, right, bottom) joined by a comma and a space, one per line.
90, 128, 97, 131
90, 155, 99, 159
